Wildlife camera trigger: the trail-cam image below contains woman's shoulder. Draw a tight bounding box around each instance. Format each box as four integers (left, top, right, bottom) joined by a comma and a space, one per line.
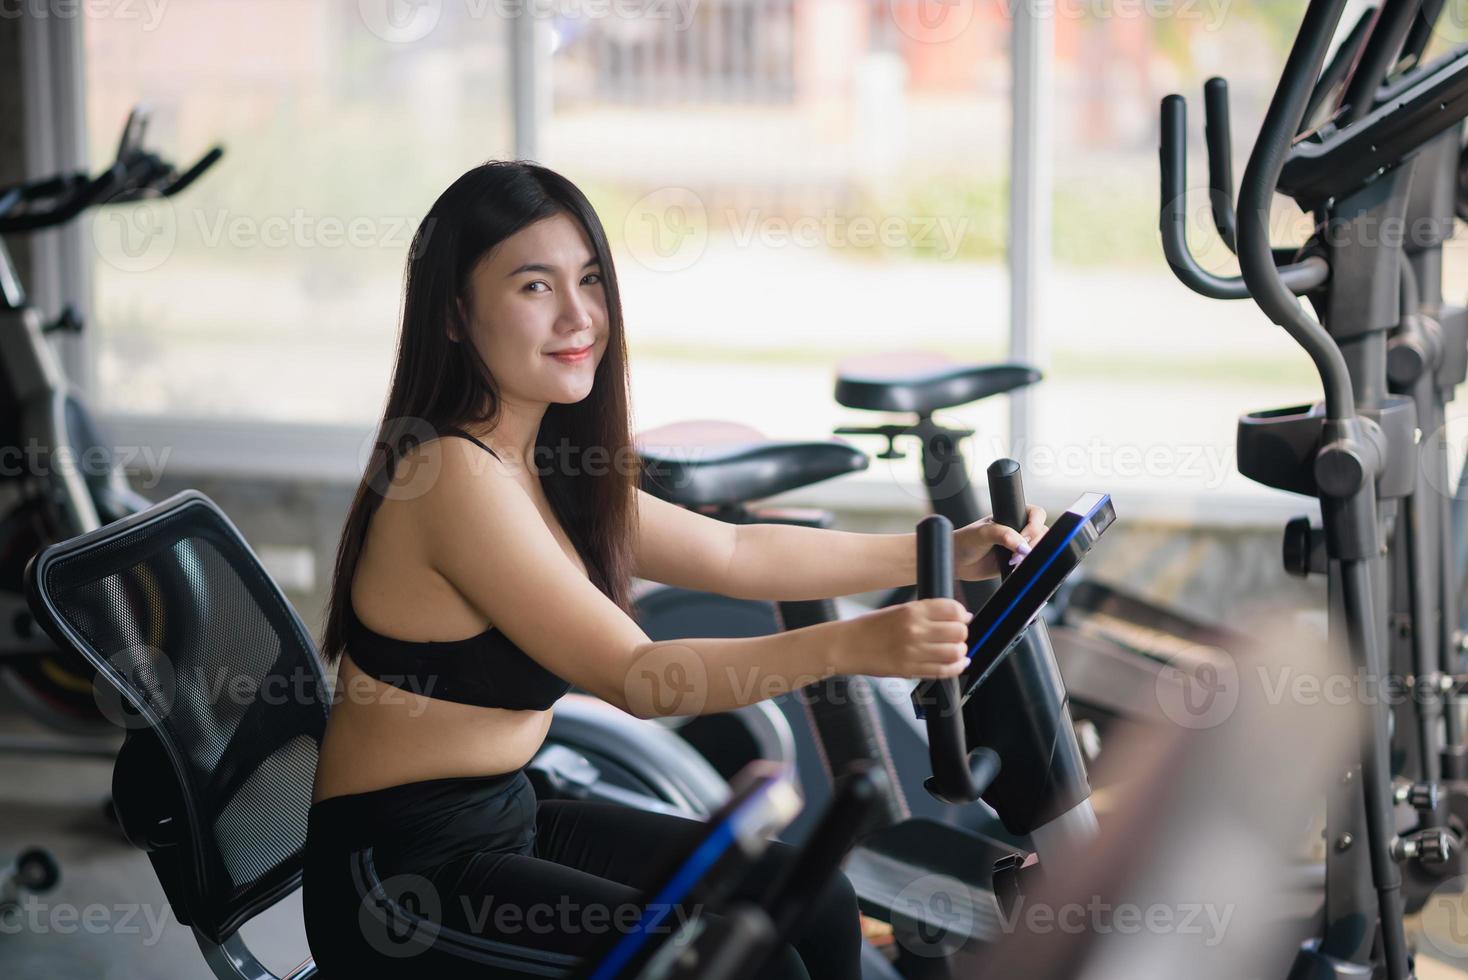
384, 429, 516, 495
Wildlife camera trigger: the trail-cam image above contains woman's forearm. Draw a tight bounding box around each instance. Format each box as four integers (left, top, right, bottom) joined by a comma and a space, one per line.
722, 522, 916, 602
622, 619, 856, 718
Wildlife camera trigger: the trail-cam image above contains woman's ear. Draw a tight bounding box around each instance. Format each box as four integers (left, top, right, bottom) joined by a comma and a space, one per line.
447, 298, 468, 343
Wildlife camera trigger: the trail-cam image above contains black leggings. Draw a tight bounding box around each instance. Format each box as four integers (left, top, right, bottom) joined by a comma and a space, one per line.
302, 769, 862, 978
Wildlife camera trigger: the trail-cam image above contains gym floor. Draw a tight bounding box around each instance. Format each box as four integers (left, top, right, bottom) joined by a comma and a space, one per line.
3, 691, 1468, 980
0, 703, 310, 979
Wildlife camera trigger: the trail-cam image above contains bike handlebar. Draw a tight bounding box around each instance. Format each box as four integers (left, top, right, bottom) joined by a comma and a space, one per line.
0, 106, 223, 234
915, 514, 1000, 806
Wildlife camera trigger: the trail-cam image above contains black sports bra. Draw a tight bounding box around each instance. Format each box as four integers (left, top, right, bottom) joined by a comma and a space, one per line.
344, 427, 572, 712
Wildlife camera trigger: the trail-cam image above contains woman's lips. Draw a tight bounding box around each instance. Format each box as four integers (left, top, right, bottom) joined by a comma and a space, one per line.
548, 344, 593, 363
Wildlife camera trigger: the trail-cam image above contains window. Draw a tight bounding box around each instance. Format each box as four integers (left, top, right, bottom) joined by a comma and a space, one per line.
1036, 6, 1326, 505
83, 1, 513, 423
543, 0, 1011, 492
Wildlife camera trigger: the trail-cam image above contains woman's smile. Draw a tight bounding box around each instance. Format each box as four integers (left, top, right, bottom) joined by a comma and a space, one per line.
546, 342, 594, 365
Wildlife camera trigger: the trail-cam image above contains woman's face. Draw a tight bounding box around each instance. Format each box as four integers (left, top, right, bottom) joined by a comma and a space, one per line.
457, 211, 609, 405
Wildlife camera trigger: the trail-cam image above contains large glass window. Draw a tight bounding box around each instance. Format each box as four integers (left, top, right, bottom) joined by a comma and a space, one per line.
83, 1, 513, 423
1037, 5, 1327, 504
543, 0, 1011, 477
83, 3, 1443, 508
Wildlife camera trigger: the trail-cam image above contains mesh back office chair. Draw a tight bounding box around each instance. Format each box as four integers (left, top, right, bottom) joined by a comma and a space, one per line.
20, 487, 791, 979
24, 489, 323, 979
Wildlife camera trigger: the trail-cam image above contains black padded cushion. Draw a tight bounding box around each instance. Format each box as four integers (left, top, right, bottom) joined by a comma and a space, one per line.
638, 420, 868, 509
834, 353, 1042, 414
24, 489, 330, 944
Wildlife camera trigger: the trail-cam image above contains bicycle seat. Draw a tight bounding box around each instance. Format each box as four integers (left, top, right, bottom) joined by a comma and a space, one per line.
637, 420, 868, 508
834, 352, 1042, 414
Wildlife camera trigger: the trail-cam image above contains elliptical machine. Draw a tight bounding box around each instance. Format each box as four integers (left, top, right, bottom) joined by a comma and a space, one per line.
1161, 1, 1468, 974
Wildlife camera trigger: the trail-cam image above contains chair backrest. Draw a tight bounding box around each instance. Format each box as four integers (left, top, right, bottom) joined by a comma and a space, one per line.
24, 489, 330, 944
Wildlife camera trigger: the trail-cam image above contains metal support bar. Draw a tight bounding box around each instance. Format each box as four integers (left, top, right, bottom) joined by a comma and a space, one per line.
1007, 1, 1052, 456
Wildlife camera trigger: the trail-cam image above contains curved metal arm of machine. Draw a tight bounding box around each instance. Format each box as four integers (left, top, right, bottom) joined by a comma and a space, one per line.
914, 514, 1000, 806
1236, 0, 1356, 421
1338, 0, 1422, 126
1158, 93, 1329, 301
1203, 76, 1237, 252
1302, 8, 1378, 129
1402, 0, 1447, 67
1237, 4, 1412, 979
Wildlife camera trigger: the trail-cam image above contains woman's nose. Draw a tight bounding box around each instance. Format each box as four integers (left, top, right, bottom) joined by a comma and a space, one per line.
558, 290, 596, 331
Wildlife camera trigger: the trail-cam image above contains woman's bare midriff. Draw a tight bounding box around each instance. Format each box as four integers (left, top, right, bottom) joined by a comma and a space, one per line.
312, 449, 582, 805
312, 654, 554, 802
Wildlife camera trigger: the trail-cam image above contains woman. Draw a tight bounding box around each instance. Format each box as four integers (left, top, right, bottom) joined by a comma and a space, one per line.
302, 161, 1047, 978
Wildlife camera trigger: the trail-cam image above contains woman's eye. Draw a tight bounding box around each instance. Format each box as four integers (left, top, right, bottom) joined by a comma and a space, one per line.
525, 281, 549, 293
583, 273, 602, 285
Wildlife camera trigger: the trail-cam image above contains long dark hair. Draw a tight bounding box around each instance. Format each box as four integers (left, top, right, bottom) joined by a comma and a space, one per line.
319, 161, 637, 665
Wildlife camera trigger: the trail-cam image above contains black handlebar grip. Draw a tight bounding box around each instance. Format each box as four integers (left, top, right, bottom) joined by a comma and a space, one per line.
1203, 77, 1236, 248
1159, 94, 1185, 220
914, 514, 991, 805
986, 459, 1026, 584
986, 458, 1027, 534
916, 514, 953, 601
163, 146, 225, 197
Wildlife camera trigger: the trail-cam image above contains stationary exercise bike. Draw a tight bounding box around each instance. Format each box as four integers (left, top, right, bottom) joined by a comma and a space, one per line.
631, 364, 1231, 845
620, 477, 1119, 980
0, 107, 219, 734
828, 353, 1246, 737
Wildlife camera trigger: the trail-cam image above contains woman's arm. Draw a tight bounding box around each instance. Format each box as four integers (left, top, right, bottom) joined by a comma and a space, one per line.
726, 519, 1047, 600
416, 444, 967, 718
634, 488, 1048, 603
727, 523, 917, 601
631, 487, 909, 600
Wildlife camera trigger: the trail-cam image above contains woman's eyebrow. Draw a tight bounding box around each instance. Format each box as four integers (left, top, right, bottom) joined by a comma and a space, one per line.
505, 256, 600, 278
